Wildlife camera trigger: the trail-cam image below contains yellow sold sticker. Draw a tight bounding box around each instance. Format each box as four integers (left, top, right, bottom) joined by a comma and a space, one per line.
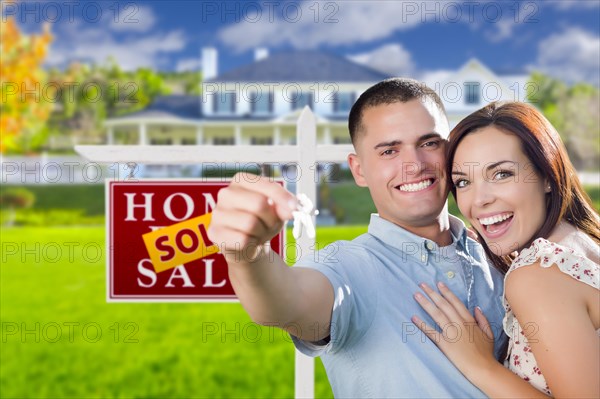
142, 213, 219, 273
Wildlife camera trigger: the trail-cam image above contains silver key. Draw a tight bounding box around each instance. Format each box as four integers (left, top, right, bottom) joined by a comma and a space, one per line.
292, 193, 319, 239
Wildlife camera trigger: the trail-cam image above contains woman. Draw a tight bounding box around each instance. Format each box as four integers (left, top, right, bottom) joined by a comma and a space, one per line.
412, 101, 600, 397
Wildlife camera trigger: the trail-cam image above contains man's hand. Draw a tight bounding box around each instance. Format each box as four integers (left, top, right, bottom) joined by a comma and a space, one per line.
208, 172, 297, 263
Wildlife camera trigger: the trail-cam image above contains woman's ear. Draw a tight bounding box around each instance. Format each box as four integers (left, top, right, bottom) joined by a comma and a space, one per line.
544, 179, 552, 193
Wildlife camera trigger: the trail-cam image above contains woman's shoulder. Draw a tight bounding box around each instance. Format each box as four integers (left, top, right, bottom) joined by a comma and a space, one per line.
508, 236, 599, 290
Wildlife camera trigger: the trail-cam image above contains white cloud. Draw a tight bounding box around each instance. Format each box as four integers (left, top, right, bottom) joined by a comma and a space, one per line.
545, 0, 600, 10
531, 27, 600, 85
176, 58, 202, 72
218, 1, 425, 53
110, 5, 157, 33
348, 44, 415, 76
46, 11, 186, 71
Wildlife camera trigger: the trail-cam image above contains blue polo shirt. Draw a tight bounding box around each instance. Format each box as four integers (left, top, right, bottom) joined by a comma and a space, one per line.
292, 214, 507, 398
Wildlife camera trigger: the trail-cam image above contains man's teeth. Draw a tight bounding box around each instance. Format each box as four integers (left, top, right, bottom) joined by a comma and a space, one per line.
398, 179, 432, 192
479, 213, 513, 226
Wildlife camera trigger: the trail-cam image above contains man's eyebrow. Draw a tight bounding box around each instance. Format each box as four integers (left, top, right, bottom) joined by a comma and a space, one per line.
373, 133, 442, 150
452, 160, 517, 176
374, 140, 402, 150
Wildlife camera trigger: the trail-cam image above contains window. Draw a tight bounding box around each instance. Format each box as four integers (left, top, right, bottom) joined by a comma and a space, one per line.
333, 92, 355, 113
292, 92, 313, 110
213, 137, 235, 145
250, 91, 273, 114
181, 138, 196, 145
464, 82, 480, 105
333, 136, 351, 144
213, 92, 236, 114
250, 137, 273, 145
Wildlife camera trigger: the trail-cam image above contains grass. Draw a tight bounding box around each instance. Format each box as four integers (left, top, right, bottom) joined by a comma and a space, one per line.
0, 226, 366, 399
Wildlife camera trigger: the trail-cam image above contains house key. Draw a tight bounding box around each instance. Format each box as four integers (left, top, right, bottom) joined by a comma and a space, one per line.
291, 193, 319, 239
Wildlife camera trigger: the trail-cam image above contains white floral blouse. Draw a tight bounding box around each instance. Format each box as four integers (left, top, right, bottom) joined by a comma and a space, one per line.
502, 238, 600, 395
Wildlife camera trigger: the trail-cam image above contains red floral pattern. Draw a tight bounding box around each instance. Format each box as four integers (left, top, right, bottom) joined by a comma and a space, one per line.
502, 238, 599, 396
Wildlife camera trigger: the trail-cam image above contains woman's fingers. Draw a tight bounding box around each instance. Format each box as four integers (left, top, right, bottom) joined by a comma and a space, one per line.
411, 315, 442, 347
418, 283, 463, 323
475, 307, 495, 342
436, 282, 475, 322
413, 291, 452, 329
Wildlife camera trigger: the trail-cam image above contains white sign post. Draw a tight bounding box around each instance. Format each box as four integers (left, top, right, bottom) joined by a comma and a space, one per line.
75, 106, 353, 399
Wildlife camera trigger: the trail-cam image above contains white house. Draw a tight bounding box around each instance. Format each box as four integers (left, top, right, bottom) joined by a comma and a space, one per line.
100, 50, 529, 177
104, 48, 390, 149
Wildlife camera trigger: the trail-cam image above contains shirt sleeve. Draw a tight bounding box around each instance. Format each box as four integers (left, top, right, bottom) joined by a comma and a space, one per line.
290, 241, 378, 356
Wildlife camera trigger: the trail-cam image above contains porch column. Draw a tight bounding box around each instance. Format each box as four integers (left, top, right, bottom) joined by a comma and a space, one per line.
139, 123, 147, 145
196, 126, 204, 145
274, 125, 281, 145
234, 125, 242, 145
107, 126, 114, 145
323, 126, 332, 144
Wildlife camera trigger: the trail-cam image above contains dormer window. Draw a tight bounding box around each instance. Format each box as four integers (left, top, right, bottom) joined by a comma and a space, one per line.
250, 91, 274, 114
292, 92, 313, 110
333, 92, 355, 113
464, 82, 480, 105
214, 92, 236, 114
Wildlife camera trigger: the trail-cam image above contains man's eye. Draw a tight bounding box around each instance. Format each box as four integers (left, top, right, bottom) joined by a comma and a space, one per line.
381, 149, 396, 156
422, 140, 440, 148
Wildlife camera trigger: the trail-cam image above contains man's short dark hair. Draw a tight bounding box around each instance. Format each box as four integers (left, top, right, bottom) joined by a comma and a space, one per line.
348, 78, 447, 145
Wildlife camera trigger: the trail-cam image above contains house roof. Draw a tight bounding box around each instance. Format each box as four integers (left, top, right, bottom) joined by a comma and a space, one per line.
209, 50, 391, 82
116, 95, 202, 120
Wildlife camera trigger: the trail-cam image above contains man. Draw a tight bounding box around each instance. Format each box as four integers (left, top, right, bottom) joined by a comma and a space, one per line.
208, 78, 507, 398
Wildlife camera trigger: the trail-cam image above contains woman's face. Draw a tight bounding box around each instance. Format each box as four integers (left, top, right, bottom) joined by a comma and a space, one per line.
451, 126, 549, 256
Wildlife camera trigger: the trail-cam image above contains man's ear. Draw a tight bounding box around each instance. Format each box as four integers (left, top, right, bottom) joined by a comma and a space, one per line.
348, 153, 368, 187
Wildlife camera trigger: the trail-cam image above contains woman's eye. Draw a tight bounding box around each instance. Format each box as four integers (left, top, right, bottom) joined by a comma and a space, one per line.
454, 179, 469, 188
493, 170, 513, 181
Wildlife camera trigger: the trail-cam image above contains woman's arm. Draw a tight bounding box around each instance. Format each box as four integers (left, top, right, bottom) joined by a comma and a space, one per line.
505, 263, 600, 398
412, 282, 549, 398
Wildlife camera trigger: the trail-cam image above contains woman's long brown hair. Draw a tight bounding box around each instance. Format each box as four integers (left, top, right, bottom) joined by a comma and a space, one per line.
446, 101, 600, 274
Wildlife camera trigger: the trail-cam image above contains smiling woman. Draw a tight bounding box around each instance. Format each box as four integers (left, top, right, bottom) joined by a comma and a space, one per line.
413, 101, 600, 398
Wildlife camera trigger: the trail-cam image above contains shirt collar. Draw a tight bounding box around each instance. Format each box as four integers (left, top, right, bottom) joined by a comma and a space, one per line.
367, 213, 470, 254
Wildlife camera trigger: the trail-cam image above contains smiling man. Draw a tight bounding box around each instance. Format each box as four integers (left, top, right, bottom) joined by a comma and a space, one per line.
208, 78, 507, 398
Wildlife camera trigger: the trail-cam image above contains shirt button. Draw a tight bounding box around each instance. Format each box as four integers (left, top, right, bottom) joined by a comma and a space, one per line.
421, 255, 427, 263
425, 241, 434, 251
446, 271, 455, 279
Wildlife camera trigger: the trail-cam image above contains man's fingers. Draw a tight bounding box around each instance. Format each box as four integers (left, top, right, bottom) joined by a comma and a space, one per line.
231, 173, 297, 220
215, 188, 283, 232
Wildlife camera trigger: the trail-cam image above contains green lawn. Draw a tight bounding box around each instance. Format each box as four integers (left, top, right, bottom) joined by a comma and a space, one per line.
1, 226, 366, 399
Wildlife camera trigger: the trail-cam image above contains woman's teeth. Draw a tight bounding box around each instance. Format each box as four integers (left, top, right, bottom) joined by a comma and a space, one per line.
398, 179, 432, 192
479, 213, 513, 226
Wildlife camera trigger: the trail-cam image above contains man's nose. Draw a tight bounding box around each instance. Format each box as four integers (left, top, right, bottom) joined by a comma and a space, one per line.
400, 147, 425, 177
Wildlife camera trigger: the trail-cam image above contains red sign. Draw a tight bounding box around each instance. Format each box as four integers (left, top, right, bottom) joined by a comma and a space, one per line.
106, 180, 284, 302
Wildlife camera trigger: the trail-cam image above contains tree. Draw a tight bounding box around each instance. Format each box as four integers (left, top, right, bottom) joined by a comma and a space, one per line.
528, 73, 600, 171
0, 17, 53, 153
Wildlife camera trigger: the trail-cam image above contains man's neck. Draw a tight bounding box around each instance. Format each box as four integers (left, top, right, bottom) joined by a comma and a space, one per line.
389, 213, 453, 247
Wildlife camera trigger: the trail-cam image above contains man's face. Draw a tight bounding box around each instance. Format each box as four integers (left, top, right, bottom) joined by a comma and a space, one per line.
348, 99, 450, 230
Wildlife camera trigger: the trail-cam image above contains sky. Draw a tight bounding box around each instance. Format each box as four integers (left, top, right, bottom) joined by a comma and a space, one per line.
7, 0, 600, 85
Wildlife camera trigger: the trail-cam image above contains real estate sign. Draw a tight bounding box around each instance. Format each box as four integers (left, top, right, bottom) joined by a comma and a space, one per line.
106, 179, 284, 302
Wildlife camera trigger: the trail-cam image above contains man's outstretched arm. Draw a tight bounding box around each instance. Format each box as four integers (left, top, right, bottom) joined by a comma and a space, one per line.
208, 173, 334, 342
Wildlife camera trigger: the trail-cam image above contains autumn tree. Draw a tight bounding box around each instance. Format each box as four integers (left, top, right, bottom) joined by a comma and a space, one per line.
0, 16, 52, 153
